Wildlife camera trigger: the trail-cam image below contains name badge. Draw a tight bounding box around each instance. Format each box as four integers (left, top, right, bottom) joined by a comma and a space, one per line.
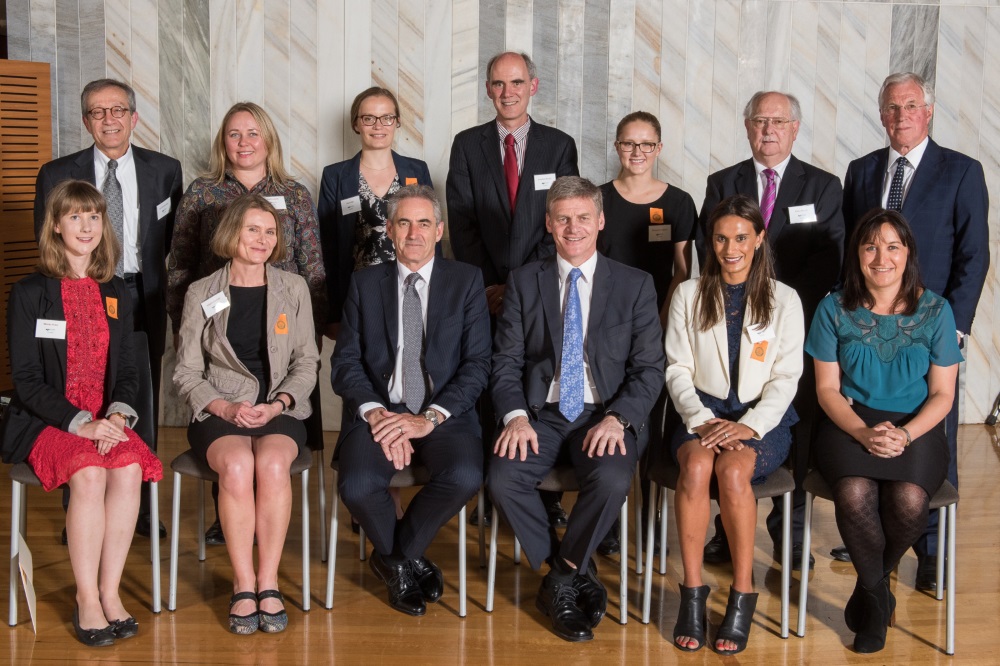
649, 225, 672, 242
341, 195, 362, 215
264, 195, 287, 211
35, 319, 66, 339
788, 204, 817, 224
156, 198, 172, 220
106, 297, 118, 319
405, 177, 418, 186
747, 323, 776, 343
201, 292, 230, 318
534, 173, 556, 191
275, 313, 288, 335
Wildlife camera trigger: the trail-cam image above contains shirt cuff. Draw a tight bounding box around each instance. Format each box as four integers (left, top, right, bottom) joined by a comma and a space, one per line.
359, 402, 386, 422
106, 402, 139, 428
68, 411, 94, 435
429, 403, 451, 421
503, 409, 528, 426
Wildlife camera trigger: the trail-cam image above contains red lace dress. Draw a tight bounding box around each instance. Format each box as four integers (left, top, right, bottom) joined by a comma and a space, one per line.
26, 278, 163, 491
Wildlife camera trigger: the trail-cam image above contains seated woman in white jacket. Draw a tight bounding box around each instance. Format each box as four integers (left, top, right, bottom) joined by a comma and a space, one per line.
664, 194, 804, 655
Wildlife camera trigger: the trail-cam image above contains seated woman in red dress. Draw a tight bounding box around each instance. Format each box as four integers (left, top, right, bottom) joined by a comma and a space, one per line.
1, 180, 163, 647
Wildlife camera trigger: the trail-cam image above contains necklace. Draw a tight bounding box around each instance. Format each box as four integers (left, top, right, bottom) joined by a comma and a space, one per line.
361, 161, 392, 171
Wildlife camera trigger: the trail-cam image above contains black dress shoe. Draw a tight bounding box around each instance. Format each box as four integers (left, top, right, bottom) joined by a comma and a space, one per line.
369, 551, 426, 616
915, 554, 939, 592
774, 543, 815, 571
73, 607, 115, 647
535, 573, 593, 642
572, 560, 607, 628
596, 528, 620, 557
831, 544, 852, 562
110, 616, 138, 639
467, 506, 492, 528
135, 513, 167, 539
703, 532, 731, 564
546, 501, 568, 529
205, 519, 226, 546
411, 556, 444, 603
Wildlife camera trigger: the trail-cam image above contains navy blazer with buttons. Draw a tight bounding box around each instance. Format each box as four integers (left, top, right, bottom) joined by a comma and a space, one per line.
330, 258, 492, 446
1, 273, 137, 464
317, 150, 433, 324
842, 138, 990, 333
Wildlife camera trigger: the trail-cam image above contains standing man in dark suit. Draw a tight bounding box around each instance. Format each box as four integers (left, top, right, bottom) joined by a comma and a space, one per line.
842, 72, 989, 591
697, 91, 845, 570
331, 185, 491, 616
33, 78, 183, 539
489, 177, 664, 641
447, 51, 580, 527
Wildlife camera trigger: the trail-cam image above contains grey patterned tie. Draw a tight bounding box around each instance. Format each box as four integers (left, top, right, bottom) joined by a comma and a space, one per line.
402, 272, 426, 413
103, 158, 125, 276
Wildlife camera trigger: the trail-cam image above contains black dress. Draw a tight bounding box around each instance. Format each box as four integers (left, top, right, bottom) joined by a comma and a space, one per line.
188, 285, 306, 463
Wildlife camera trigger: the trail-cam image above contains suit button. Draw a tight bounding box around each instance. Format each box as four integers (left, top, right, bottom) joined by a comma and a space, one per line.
270, 346, 277, 353
382, 373, 390, 380
501, 265, 508, 272
272, 372, 279, 379
542, 375, 552, 383
531, 404, 541, 411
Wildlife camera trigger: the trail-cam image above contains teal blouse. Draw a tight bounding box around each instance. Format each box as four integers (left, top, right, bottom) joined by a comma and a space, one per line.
805, 290, 963, 413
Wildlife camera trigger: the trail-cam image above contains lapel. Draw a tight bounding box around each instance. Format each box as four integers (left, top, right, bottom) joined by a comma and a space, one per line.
263, 264, 286, 346
538, 257, 562, 360
516, 121, 548, 214
97, 280, 121, 378
381, 263, 399, 355
478, 122, 511, 222
733, 160, 759, 200
344, 151, 363, 199
865, 149, 889, 212
203, 264, 244, 371
74, 147, 97, 183
900, 139, 941, 221
768, 155, 806, 243
586, 255, 612, 359
710, 307, 729, 380
132, 146, 156, 250
425, 260, 446, 347
41, 276, 68, 373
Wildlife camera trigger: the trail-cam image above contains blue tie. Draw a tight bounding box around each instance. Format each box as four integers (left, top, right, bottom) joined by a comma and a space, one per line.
559, 268, 584, 421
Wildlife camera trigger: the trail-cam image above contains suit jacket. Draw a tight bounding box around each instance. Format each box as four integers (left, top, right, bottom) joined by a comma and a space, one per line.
491, 254, 665, 433
317, 150, 434, 323
842, 138, 990, 333
447, 119, 579, 287
1, 273, 137, 464
698, 155, 844, 324
172, 263, 319, 421
330, 259, 492, 443
665, 278, 804, 439
33, 145, 184, 363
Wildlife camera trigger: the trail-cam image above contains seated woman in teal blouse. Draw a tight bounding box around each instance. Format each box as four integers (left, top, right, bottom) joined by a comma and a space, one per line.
805, 209, 963, 655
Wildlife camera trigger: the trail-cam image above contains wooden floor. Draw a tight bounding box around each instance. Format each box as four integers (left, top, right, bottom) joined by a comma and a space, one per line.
3, 425, 999, 664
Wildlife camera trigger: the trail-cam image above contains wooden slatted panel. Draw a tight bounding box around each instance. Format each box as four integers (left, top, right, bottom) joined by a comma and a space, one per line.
0, 60, 51, 392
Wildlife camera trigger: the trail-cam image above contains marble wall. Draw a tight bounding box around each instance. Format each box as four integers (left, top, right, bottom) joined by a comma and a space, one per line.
7, 0, 1000, 426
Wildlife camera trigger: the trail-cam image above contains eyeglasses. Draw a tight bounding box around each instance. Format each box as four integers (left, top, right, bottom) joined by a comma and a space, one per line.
749, 117, 794, 129
880, 103, 928, 116
615, 140, 658, 154
359, 114, 398, 126
87, 106, 130, 120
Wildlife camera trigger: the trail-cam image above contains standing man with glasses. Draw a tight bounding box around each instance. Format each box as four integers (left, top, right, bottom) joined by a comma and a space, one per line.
33, 78, 183, 541
696, 91, 845, 572
842, 72, 989, 591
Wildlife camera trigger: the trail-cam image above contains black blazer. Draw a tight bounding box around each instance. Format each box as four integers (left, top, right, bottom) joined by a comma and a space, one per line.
697, 155, 845, 324
1, 273, 137, 464
317, 150, 434, 323
490, 254, 665, 434
331, 259, 492, 443
842, 139, 989, 333
447, 119, 579, 287
33, 145, 184, 363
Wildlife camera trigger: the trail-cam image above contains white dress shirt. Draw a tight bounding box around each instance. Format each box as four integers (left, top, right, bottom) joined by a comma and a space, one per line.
881, 136, 929, 208
93, 145, 141, 274
752, 153, 792, 202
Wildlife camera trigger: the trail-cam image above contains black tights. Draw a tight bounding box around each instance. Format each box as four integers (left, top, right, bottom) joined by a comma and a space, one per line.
833, 476, 929, 589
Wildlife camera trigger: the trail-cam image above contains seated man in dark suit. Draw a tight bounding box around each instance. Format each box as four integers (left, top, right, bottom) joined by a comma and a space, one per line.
331, 185, 491, 616
489, 176, 664, 641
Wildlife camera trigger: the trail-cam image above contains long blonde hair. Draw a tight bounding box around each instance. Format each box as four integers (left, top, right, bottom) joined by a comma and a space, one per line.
37, 180, 118, 281
205, 102, 293, 187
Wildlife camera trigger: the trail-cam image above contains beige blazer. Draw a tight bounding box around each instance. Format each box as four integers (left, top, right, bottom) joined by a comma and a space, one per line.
173, 263, 319, 422
665, 278, 804, 438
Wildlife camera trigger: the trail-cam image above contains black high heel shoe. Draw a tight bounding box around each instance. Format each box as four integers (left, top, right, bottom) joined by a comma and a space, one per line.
854, 576, 894, 653
672, 584, 710, 651
715, 587, 759, 655
72, 607, 115, 647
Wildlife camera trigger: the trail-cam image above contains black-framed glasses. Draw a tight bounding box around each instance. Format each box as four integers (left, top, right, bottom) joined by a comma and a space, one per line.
359, 114, 398, 126
615, 140, 658, 153
87, 106, 130, 120
749, 117, 794, 129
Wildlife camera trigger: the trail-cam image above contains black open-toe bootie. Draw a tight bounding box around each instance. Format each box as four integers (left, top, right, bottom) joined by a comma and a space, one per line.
714, 587, 758, 655
672, 584, 710, 652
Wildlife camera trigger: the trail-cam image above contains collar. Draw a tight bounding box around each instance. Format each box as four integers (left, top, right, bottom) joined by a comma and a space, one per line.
396, 257, 435, 286
752, 153, 792, 180
94, 143, 134, 169
496, 116, 532, 143
556, 252, 598, 285
888, 136, 929, 171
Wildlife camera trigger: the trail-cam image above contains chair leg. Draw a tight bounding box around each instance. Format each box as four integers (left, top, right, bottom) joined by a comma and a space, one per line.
946, 503, 956, 655
325, 469, 340, 610
796, 492, 815, 637
359, 526, 367, 560
619, 497, 628, 625
781, 489, 791, 639
477, 488, 486, 569
634, 474, 643, 576
169, 471, 182, 612
150, 480, 161, 613
300, 469, 310, 612
486, 508, 500, 612
936, 506, 946, 601
9, 480, 22, 627
459, 505, 467, 618
316, 450, 328, 563
658, 486, 668, 575
513, 535, 521, 565
197, 480, 206, 562
642, 481, 657, 624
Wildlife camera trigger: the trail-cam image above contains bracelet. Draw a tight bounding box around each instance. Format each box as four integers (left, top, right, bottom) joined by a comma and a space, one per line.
898, 426, 912, 447
108, 412, 128, 423
271, 398, 288, 413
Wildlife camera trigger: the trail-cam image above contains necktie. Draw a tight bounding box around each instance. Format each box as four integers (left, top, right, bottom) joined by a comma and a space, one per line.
559, 268, 584, 422
887, 156, 909, 211
103, 159, 125, 276
402, 272, 427, 413
504, 133, 519, 212
760, 168, 777, 227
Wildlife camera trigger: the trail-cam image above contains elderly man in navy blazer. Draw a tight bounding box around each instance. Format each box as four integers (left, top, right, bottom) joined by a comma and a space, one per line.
489, 176, 664, 641
842, 71, 989, 591
33, 78, 183, 539
331, 184, 491, 617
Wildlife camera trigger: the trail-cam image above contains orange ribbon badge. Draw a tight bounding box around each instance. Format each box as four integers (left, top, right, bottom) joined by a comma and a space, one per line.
751, 341, 768, 362
405, 177, 418, 186
106, 297, 118, 319
649, 207, 664, 224
275, 313, 288, 334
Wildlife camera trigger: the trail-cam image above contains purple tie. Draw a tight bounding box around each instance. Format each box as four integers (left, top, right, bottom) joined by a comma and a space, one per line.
760, 168, 777, 227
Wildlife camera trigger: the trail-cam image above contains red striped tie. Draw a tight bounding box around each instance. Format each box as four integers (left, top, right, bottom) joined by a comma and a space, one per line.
504, 133, 519, 212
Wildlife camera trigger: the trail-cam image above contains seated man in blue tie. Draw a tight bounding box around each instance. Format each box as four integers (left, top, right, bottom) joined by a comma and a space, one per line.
489, 176, 665, 641
331, 184, 491, 616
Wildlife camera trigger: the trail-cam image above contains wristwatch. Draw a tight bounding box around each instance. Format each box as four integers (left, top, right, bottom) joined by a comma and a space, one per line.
423, 409, 440, 427
605, 410, 630, 431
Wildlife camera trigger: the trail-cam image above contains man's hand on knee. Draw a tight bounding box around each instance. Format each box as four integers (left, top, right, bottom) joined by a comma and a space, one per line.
494, 415, 539, 461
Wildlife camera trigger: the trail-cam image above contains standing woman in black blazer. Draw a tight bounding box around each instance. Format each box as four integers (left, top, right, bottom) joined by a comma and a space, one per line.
317, 87, 433, 339
1, 180, 162, 646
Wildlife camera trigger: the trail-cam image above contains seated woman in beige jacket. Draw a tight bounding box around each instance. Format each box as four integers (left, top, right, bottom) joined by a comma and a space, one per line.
664, 195, 803, 655
173, 193, 319, 635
